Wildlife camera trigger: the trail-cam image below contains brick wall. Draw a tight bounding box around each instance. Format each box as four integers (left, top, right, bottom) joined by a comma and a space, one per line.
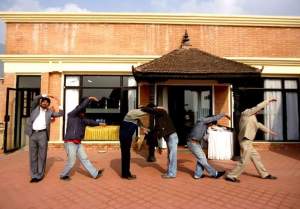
6, 23, 300, 57
48, 72, 62, 141
0, 73, 16, 123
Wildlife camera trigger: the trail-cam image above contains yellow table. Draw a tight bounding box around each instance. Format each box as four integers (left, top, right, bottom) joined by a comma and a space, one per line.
84, 125, 120, 141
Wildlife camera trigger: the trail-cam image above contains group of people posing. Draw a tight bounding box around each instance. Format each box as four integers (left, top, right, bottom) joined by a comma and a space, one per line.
26, 95, 278, 183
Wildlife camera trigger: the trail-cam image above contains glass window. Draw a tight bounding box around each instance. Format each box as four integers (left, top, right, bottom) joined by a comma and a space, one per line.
284, 80, 297, 89
64, 75, 137, 129
66, 76, 80, 86
82, 88, 121, 113
18, 76, 41, 88
239, 78, 299, 141
264, 79, 281, 89
263, 91, 283, 141
83, 76, 120, 87
123, 76, 137, 87
286, 92, 299, 140
65, 89, 79, 133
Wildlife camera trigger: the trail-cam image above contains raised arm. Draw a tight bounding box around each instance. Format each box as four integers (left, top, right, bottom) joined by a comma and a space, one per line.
31, 95, 43, 111
68, 97, 98, 116
202, 113, 226, 124
242, 98, 277, 116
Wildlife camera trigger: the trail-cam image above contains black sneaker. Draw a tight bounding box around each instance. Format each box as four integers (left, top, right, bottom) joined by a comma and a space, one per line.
30, 178, 39, 183
60, 176, 71, 181
95, 169, 104, 179
122, 174, 137, 180
214, 171, 225, 179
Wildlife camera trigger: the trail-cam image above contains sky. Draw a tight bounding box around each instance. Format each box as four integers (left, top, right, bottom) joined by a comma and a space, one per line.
0, 0, 300, 45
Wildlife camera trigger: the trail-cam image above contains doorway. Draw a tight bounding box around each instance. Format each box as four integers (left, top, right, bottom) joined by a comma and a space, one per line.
3, 76, 40, 153
167, 86, 212, 145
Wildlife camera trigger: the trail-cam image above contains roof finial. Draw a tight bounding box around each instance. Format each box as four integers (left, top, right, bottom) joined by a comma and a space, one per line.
181, 30, 191, 49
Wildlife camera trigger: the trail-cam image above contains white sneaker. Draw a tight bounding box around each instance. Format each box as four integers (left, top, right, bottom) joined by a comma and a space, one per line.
193, 174, 205, 179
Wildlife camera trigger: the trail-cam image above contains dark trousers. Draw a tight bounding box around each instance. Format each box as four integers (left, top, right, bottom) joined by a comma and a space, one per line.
146, 131, 156, 158
29, 131, 48, 180
119, 121, 137, 177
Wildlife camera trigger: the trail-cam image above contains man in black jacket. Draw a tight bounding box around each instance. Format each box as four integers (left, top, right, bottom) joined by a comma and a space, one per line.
60, 96, 103, 180
142, 106, 179, 179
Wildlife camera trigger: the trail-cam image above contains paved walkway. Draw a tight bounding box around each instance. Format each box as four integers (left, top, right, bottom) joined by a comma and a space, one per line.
0, 147, 300, 209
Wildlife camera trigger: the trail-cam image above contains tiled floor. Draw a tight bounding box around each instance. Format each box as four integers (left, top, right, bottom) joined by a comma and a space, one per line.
0, 146, 300, 209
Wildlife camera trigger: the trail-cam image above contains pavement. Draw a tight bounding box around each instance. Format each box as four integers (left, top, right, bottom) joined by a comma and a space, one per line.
0, 146, 300, 209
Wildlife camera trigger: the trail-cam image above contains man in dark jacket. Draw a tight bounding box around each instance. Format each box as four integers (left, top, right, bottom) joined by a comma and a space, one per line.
60, 96, 103, 180
187, 113, 230, 179
143, 106, 179, 179
26, 94, 63, 183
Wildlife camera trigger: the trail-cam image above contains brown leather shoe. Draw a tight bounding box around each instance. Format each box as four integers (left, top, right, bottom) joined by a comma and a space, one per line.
263, 174, 277, 180
225, 176, 240, 183
122, 174, 137, 180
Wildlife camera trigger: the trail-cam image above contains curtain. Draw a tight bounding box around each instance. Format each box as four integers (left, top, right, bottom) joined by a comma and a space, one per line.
285, 80, 299, 140
264, 80, 283, 140
65, 89, 79, 133
128, 89, 136, 111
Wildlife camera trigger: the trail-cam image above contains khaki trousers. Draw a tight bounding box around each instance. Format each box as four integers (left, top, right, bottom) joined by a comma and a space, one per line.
227, 139, 269, 179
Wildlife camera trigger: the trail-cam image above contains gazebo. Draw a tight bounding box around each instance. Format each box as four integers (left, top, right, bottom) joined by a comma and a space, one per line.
132, 31, 262, 155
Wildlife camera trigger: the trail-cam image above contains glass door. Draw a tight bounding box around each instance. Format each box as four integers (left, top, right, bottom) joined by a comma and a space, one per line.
168, 86, 212, 145
4, 88, 17, 152
4, 88, 39, 152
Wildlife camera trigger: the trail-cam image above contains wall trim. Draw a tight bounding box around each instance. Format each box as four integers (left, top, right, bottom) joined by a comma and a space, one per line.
1, 54, 300, 66
0, 12, 299, 27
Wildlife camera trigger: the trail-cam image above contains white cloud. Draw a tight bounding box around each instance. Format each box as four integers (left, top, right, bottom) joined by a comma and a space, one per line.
45, 3, 90, 12
2, 0, 90, 12
0, 1, 90, 44
6, 0, 41, 11
177, 0, 244, 14
150, 0, 300, 15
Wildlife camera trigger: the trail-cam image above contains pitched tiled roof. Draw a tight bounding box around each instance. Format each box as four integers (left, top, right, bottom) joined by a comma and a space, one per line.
133, 48, 261, 79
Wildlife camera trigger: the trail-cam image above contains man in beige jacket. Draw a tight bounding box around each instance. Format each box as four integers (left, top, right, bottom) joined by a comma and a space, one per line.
225, 98, 278, 183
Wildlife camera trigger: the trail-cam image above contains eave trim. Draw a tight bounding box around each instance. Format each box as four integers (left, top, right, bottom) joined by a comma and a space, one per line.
0, 12, 299, 27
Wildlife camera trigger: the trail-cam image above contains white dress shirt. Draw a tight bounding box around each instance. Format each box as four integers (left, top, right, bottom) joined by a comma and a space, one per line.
32, 107, 47, 131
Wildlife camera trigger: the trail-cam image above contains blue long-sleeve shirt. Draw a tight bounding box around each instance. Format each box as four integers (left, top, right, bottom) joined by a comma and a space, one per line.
188, 113, 225, 142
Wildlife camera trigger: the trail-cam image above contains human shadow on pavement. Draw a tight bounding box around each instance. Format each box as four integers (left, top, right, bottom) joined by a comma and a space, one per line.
110, 158, 122, 177
45, 156, 64, 177
131, 157, 166, 173
177, 159, 194, 177
110, 157, 166, 177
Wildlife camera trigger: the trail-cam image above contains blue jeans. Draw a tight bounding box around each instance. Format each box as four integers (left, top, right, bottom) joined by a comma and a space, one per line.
166, 133, 178, 177
187, 140, 217, 178
60, 142, 98, 178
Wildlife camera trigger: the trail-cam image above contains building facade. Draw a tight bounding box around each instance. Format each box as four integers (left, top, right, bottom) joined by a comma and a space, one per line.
0, 12, 299, 152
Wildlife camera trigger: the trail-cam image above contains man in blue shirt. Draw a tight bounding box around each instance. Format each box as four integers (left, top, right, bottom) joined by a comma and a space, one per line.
187, 113, 231, 179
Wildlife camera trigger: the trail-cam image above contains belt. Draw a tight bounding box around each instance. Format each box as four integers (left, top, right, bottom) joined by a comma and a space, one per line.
33, 129, 47, 133
188, 138, 200, 144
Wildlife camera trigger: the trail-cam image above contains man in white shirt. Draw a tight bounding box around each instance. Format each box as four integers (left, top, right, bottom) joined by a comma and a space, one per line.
26, 94, 63, 183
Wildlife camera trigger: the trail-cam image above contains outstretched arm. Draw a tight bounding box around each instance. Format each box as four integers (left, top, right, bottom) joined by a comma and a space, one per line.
257, 122, 278, 136
202, 113, 227, 124
242, 98, 277, 116
68, 97, 98, 116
